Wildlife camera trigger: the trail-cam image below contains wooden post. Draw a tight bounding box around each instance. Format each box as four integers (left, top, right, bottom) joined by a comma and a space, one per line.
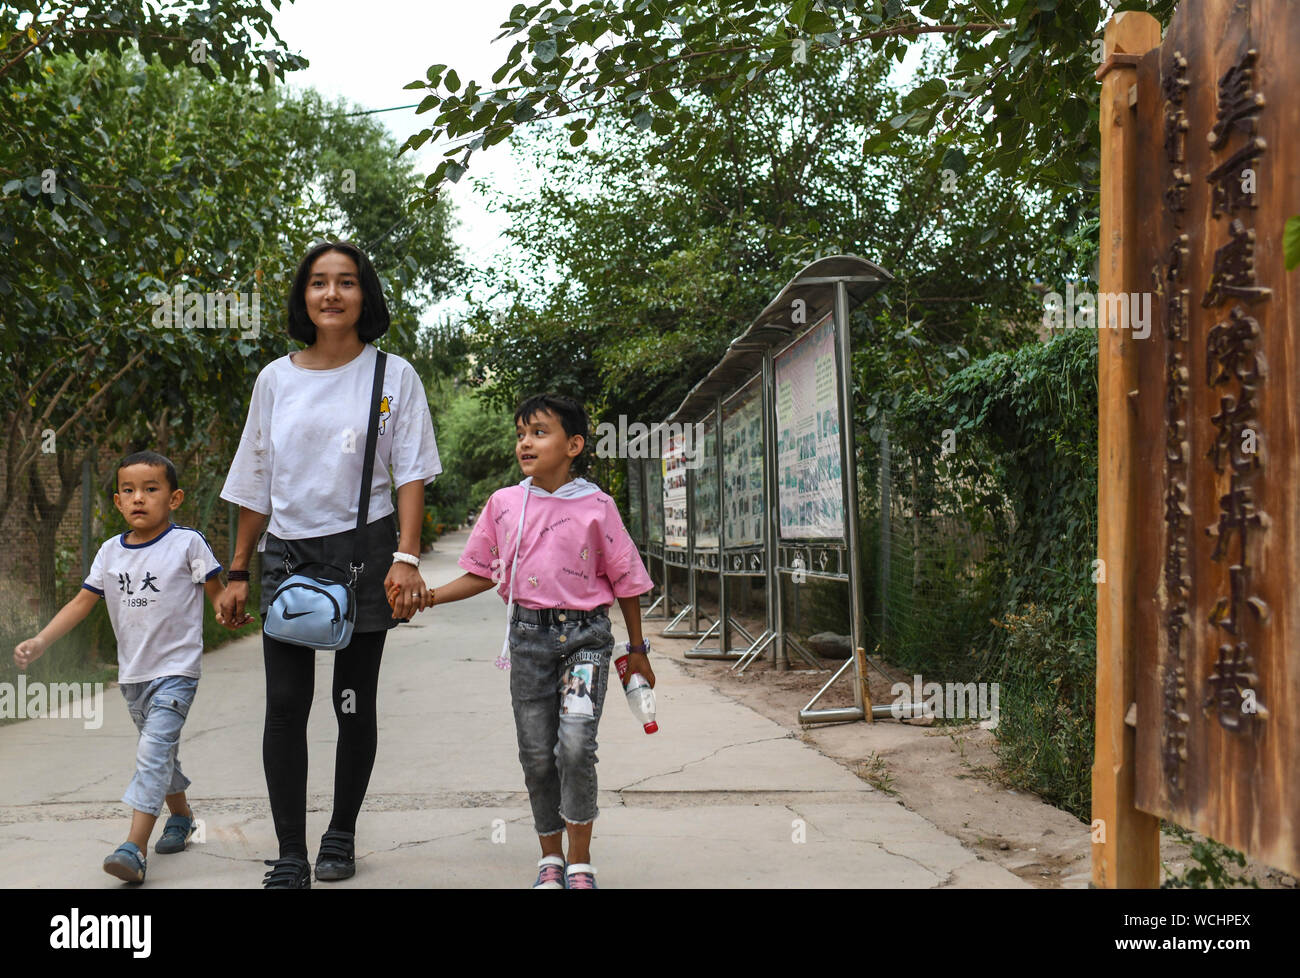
854, 646, 873, 722
1092, 10, 1163, 888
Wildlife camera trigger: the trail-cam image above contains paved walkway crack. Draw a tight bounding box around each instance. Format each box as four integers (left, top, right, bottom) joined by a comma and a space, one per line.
614, 735, 791, 792
786, 799, 947, 887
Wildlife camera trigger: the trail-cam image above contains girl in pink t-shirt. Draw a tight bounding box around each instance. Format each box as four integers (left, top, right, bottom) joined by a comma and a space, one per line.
403, 393, 654, 889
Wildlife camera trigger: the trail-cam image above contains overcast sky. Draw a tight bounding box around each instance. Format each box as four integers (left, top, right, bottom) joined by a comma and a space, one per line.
272, 0, 528, 323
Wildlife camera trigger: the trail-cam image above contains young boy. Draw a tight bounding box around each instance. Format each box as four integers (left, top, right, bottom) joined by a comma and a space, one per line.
402, 393, 655, 889
13, 450, 226, 884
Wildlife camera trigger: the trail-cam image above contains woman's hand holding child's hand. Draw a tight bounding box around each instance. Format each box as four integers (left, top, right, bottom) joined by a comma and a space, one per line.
385, 562, 430, 619
216, 582, 256, 628
387, 582, 434, 614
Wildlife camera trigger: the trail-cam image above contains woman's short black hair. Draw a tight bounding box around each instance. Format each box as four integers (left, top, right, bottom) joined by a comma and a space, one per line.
514, 393, 592, 476
116, 450, 179, 493
287, 239, 390, 343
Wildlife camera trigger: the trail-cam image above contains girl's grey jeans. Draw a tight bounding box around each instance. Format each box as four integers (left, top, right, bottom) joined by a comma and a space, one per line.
508, 607, 614, 834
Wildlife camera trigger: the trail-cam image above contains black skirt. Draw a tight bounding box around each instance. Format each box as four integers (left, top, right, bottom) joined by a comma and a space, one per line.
259, 511, 405, 633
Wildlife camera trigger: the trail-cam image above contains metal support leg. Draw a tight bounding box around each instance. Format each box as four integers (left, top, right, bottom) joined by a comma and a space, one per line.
661, 602, 713, 638
732, 629, 777, 673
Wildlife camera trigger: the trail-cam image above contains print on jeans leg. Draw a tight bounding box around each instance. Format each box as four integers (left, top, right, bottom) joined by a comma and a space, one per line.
560, 663, 596, 717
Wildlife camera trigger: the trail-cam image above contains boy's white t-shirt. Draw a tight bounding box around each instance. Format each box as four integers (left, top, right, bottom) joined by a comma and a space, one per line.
219, 344, 442, 543
82, 523, 223, 683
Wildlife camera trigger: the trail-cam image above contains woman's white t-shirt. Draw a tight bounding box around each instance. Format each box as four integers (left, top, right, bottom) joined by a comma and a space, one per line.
220, 343, 442, 543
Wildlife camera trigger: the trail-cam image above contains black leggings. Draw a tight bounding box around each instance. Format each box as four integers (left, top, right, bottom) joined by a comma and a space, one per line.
262, 630, 387, 860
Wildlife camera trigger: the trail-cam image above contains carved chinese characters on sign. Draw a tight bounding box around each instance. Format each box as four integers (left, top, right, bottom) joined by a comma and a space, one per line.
1207, 48, 1263, 150
1159, 51, 1192, 790
1201, 47, 1269, 735
1162, 52, 1191, 225
1203, 219, 1272, 308
1207, 138, 1264, 216
1126, 0, 1300, 876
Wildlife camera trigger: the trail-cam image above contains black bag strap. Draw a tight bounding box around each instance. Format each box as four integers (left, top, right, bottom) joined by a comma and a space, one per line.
349, 348, 387, 580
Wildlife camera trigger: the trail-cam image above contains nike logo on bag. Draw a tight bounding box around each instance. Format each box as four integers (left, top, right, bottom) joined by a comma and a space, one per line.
282, 610, 313, 620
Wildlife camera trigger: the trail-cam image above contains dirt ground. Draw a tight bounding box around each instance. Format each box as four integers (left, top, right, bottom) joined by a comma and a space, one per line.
648, 611, 1296, 890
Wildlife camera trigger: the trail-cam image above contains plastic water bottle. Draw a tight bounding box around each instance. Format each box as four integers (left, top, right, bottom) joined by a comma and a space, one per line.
615, 654, 658, 734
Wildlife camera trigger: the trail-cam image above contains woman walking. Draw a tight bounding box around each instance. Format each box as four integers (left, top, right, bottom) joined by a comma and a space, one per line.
216, 240, 441, 888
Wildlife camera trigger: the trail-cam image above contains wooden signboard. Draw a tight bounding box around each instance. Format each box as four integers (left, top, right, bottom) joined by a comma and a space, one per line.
1126, 0, 1299, 875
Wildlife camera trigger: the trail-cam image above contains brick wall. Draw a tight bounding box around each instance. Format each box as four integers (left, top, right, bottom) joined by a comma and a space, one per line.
0, 441, 237, 612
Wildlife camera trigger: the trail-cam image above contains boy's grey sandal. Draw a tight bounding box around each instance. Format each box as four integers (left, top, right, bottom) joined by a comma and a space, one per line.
103, 842, 146, 884
155, 812, 196, 854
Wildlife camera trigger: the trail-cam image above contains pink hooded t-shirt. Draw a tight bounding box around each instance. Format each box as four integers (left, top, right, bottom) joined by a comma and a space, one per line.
459, 477, 653, 610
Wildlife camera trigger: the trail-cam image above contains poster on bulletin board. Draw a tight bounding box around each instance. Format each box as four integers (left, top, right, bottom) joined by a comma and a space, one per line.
722, 377, 764, 548
693, 412, 719, 549
774, 313, 844, 539
647, 451, 664, 544
662, 429, 689, 549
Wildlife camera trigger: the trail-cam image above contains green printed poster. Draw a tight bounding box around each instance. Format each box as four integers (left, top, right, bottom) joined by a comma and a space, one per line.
693, 413, 719, 549
647, 455, 664, 544
774, 314, 844, 539
662, 431, 689, 549
722, 378, 764, 547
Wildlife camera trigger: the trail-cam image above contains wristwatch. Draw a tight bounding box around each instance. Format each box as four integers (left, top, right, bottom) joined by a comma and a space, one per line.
626, 640, 651, 655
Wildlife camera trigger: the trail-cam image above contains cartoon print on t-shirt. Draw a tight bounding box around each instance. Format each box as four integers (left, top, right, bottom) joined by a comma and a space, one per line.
378, 393, 393, 434
579, 547, 588, 561
560, 663, 596, 717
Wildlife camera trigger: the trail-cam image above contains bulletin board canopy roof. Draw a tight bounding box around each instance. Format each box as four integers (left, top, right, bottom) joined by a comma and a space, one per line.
667, 254, 893, 423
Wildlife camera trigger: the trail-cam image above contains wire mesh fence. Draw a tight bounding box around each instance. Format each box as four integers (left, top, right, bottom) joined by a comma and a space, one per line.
856, 426, 1009, 682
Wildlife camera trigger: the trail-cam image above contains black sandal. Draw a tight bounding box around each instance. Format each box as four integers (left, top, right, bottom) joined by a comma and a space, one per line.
315, 829, 356, 881
262, 856, 311, 889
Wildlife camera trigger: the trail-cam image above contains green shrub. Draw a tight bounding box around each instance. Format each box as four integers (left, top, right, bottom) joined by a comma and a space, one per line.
989, 604, 1094, 818
1161, 822, 1259, 889
882, 329, 1099, 812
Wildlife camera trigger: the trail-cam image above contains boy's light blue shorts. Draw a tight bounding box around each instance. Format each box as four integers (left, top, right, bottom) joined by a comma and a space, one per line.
119, 675, 197, 815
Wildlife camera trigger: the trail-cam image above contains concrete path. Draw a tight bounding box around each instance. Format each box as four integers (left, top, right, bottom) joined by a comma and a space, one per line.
0, 530, 1026, 888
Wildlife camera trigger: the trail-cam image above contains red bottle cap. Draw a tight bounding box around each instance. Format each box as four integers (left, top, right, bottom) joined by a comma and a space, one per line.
643, 721, 658, 734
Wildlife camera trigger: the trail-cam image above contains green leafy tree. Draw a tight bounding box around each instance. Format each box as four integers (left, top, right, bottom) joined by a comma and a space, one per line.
465, 40, 1073, 429
2, 49, 464, 620
1, 0, 306, 342
2, 51, 317, 616
0, 1, 302, 87
426, 385, 518, 525
403, 0, 1177, 221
